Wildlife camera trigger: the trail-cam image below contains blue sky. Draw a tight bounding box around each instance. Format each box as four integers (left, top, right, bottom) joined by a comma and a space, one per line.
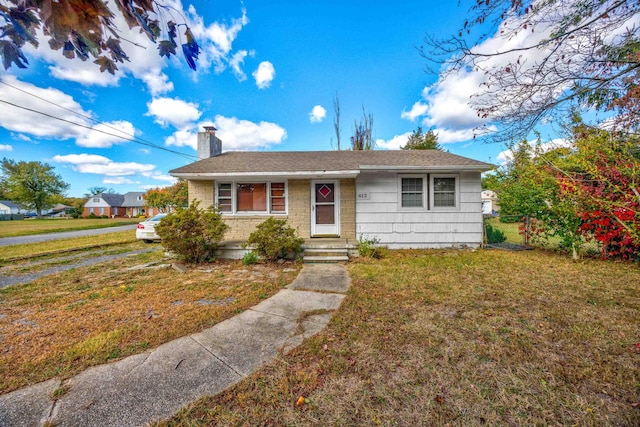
1, 0, 520, 197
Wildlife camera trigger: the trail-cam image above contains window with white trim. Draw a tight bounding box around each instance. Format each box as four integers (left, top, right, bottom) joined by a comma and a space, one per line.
431, 175, 459, 209
398, 174, 459, 210
400, 176, 425, 208
216, 181, 287, 214
217, 183, 232, 212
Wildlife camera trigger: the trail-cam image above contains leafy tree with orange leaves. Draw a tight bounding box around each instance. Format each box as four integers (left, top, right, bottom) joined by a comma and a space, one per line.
0, 0, 200, 73
145, 179, 187, 213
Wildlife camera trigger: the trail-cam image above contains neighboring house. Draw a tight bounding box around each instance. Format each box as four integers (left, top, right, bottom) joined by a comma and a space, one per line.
169, 127, 492, 249
83, 192, 148, 217
45, 204, 74, 217
481, 190, 500, 215
0, 200, 20, 215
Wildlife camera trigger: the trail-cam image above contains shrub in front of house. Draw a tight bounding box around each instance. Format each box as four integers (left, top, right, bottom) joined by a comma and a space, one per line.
486, 223, 507, 244
155, 201, 229, 263
244, 217, 304, 262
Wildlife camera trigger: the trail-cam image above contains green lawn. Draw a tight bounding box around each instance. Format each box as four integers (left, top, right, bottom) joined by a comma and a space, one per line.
160, 249, 640, 427
0, 231, 139, 262
485, 217, 523, 244
0, 218, 139, 238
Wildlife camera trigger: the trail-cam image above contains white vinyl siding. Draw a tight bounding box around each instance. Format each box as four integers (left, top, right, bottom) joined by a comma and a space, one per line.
355, 171, 482, 249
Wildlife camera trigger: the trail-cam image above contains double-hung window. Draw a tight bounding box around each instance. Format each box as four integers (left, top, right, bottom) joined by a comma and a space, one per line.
431, 175, 459, 209
217, 181, 287, 214
398, 174, 459, 210
400, 176, 425, 208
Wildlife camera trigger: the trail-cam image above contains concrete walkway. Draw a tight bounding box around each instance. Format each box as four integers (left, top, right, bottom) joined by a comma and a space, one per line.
0, 264, 350, 427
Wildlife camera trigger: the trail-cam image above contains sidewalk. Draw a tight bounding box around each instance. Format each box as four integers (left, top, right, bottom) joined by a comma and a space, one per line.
0, 264, 350, 427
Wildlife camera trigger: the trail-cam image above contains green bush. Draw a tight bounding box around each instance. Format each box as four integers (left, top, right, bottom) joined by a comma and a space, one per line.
358, 235, 385, 258
155, 201, 229, 263
486, 223, 507, 244
242, 251, 259, 265
244, 217, 304, 261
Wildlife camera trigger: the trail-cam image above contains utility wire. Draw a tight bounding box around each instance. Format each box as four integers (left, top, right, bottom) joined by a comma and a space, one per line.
0, 79, 198, 161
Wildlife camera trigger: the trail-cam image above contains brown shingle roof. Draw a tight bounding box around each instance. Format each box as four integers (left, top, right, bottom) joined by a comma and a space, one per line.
170, 150, 491, 176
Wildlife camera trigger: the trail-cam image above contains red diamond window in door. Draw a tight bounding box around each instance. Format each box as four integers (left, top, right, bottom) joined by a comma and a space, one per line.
318, 184, 332, 198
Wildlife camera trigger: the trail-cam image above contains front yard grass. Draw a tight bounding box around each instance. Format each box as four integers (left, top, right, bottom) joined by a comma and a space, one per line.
0, 252, 300, 394
161, 249, 640, 426
0, 218, 139, 238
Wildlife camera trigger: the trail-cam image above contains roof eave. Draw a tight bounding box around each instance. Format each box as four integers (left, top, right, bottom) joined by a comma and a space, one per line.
358, 165, 493, 172
171, 170, 361, 180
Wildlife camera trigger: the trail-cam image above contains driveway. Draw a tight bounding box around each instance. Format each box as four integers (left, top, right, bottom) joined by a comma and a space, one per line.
0, 224, 137, 247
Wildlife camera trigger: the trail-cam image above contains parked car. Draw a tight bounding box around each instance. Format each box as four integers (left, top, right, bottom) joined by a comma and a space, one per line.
136, 213, 167, 243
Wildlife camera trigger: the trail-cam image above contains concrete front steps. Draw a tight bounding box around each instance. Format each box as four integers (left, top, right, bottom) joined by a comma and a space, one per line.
214, 238, 358, 263
302, 239, 358, 263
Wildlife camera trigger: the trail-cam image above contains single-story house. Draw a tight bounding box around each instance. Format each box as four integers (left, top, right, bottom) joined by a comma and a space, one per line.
83, 192, 148, 217
0, 200, 21, 215
169, 127, 492, 249
481, 190, 500, 215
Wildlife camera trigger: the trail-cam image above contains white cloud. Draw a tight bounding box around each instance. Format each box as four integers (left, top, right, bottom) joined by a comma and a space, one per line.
146, 98, 202, 128
0, 144, 13, 151
229, 50, 253, 81
142, 173, 177, 183
188, 5, 251, 76
23, 2, 253, 94
403, 10, 561, 144
103, 177, 135, 185
53, 153, 156, 176
0, 77, 142, 148
75, 121, 136, 148
165, 115, 286, 151
0, 76, 89, 140
401, 101, 428, 122
309, 105, 327, 123
253, 61, 275, 89
376, 132, 411, 150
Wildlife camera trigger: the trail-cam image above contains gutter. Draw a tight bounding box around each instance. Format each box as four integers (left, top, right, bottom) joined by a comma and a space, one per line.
170, 170, 362, 180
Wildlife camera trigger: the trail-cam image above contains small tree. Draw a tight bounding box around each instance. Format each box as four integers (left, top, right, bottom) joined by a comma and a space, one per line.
402, 127, 443, 150
1, 158, 69, 218
350, 107, 375, 150
155, 201, 229, 263
145, 180, 188, 213
244, 217, 304, 261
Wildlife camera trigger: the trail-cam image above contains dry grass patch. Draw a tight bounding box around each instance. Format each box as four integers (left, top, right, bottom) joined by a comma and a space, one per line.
0, 231, 138, 261
160, 249, 640, 427
0, 218, 138, 238
0, 251, 300, 394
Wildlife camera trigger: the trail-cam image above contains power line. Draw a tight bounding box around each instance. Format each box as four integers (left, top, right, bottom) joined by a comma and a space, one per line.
0, 79, 198, 161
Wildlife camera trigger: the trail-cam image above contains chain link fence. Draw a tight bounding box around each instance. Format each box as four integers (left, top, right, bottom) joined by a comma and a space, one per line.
484, 215, 600, 256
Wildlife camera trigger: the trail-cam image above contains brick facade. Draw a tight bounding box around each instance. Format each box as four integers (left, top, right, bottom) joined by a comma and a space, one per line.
339, 178, 356, 239
187, 178, 356, 241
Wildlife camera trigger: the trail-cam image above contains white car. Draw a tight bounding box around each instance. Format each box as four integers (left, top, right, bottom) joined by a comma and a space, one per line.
136, 213, 167, 243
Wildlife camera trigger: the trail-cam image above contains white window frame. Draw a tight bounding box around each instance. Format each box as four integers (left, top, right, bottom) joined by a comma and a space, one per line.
398, 174, 428, 211
430, 174, 459, 210
215, 180, 288, 215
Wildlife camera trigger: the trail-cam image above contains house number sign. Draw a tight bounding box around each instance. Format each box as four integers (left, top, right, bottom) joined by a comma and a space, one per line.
357, 192, 369, 200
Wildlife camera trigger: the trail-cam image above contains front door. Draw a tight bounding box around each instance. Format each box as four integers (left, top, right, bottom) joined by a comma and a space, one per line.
311, 180, 340, 236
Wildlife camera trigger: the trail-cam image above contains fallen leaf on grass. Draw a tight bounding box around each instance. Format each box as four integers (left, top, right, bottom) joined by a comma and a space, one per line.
296, 396, 305, 406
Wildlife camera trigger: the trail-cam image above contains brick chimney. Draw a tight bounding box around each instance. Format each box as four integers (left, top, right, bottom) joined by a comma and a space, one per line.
197, 126, 222, 159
